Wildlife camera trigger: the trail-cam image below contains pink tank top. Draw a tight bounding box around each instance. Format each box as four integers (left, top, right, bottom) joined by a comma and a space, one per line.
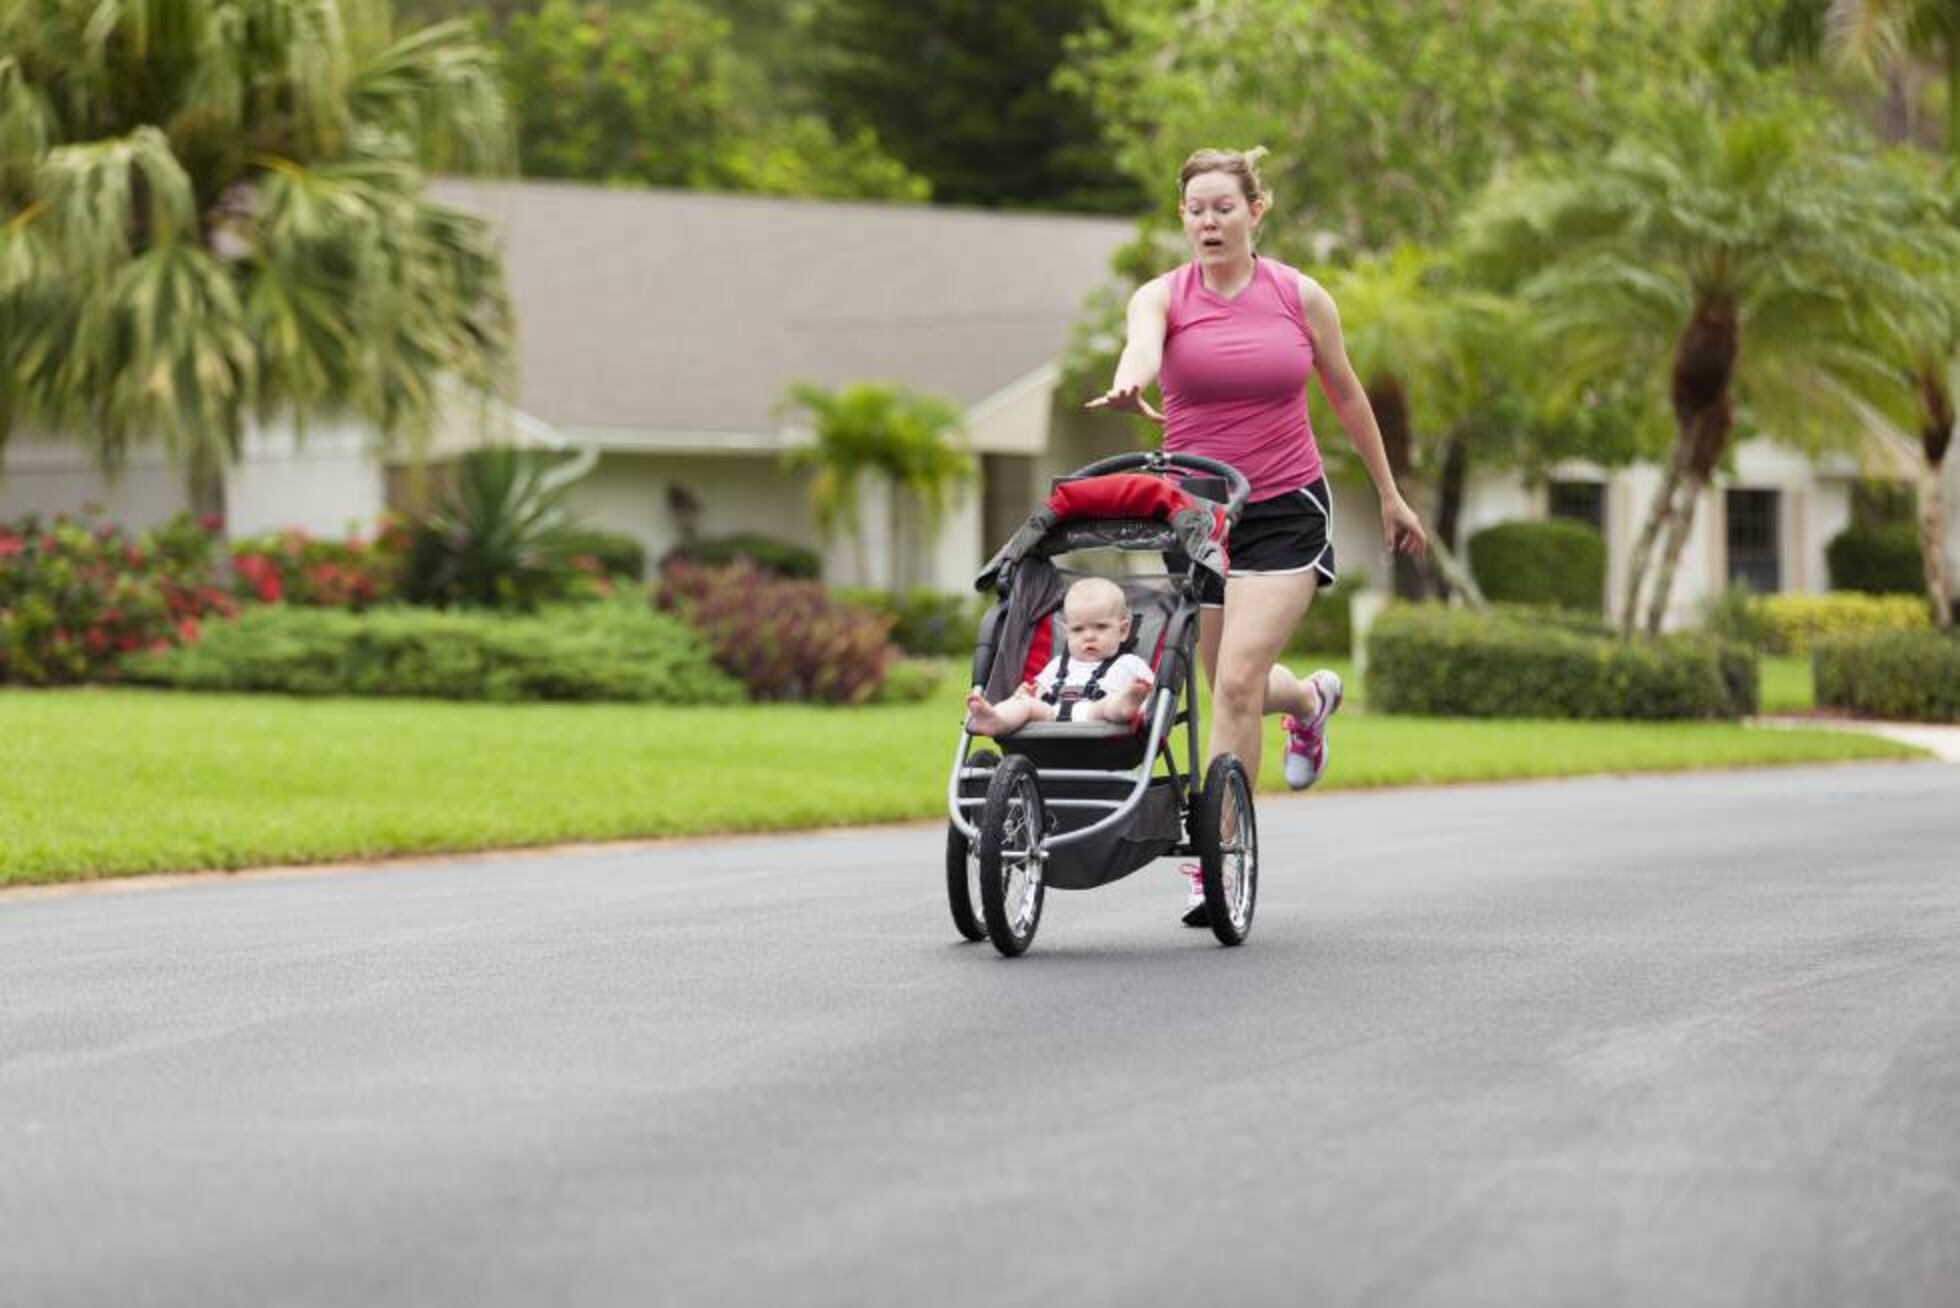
1159, 257, 1323, 501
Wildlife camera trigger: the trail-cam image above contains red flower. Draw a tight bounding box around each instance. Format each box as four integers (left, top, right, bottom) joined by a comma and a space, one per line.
176, 616, 200, 643
0, 533, 21, 559
199, 514, 224, 534
84, 626, 110, 654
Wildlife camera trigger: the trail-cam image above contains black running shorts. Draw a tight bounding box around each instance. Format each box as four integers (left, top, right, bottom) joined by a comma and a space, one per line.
1165, 477, 1337, 607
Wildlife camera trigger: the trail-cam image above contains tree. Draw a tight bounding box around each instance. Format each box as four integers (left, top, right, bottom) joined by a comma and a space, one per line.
808, 0, 1139, 212
496, 0, 926, 201
780, 382, 974, 590
1467, 104, 1948, 634
0, 0, 512, 518
1826, 0, 1960, 148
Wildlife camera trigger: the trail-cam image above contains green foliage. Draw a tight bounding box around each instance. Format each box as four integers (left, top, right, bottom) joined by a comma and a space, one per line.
657, 560, 896, 703
122, 601, 742, 704
1466, 520, 1607, 611
872, 656, 951, 704
662, 533, 820, 580
1699, 581, 1778, 649
0, 512, 236, 684
1284, 575, 1367, 657
229, 520, 413, 609
401, 447, 590, 609
1813, 627, 1960, 720
561, 526, 647, 581
1754, 590, 1932, 653
808, 0, 1138, 211
1365, 603, 1755, 720
0, 0, 512, 471
496, 0, 925, 200
1826, 521, 1926, 593
834, 587, 981, 657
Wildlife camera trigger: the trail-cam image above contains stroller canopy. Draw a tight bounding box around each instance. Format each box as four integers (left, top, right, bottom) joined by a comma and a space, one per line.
974, 472, 1230, 593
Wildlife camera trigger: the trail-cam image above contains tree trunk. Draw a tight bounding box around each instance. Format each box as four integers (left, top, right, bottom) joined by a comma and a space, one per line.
1619, 438, 1688, 636
1643, 467, 1709, 635
1369, 374, 1425, 601
186, 446, 226, 531
1918, 364, 1954, 628
1428, 536, 1487, 610
1431, 428, 1469, 599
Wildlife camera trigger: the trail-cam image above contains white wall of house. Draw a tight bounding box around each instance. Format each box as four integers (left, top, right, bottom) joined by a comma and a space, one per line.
226, 422, 386, 539
0, 434, 188, 529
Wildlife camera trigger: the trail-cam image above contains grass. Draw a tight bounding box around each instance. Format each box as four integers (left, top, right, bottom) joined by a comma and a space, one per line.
0, 666, 1916, 886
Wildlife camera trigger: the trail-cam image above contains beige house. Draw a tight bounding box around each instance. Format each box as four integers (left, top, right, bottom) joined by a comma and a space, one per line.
2, 178, 1952, 620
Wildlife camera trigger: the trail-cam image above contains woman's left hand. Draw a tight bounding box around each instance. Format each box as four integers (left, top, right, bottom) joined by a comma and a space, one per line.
1381, 495, 1428, 557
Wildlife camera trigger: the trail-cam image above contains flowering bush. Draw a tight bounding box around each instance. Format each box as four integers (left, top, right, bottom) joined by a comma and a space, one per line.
0, 513, 236, 685
656, 560, 895, 703
227, 518, 411, 609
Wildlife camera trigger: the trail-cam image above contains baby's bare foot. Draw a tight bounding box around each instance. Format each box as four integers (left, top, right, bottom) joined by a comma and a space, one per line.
965, 691, 1010, 736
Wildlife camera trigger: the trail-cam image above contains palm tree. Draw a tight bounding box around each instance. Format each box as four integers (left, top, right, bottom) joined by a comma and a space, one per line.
1826, 0, 1960, 147
780, 381, 974, 590
1468, 105, 1945, 634
0, 0, 512, 519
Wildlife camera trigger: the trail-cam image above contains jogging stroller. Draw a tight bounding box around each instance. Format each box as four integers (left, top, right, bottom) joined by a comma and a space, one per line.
945, 451, 1256, 956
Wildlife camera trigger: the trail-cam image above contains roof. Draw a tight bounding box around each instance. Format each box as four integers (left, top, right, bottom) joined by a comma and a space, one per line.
430, 179, 1136, 440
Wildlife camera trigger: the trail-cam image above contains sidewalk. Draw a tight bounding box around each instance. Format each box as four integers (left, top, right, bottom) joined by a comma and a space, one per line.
1751, 715, 1960, 762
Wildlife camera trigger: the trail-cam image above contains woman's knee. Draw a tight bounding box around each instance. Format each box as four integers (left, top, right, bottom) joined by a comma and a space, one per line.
1212, 660, 1269, 717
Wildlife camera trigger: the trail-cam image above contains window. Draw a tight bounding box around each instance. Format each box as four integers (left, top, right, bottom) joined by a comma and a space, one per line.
1725, 489, 1781, 593
1548, 480, 1605, 534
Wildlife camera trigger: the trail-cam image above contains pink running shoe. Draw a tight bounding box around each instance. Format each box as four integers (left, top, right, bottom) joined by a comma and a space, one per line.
1180, 863, 1207, 927
1281, 670, 1344, 791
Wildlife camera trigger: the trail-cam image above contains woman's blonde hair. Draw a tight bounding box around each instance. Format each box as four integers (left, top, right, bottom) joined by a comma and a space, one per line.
1178, 146, 1272, 208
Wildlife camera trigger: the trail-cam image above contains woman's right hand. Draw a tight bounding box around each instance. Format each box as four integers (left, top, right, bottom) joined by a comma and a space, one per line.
1085, 384, 1164, 424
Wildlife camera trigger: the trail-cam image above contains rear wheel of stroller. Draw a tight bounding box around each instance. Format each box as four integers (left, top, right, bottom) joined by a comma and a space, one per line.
945, 750, 998, 941
1198, 754, 1258, 946
978, 754, 1046, 957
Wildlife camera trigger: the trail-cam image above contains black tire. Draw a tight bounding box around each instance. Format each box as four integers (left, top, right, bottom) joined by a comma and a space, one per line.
945, 750, 997, 942
977, 754, 1046, 957
945, 824, 986, 941
1197, 754, 1257, 946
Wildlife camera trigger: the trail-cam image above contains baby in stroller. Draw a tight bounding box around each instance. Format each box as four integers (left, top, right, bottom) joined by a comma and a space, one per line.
964, 577, 1155, 736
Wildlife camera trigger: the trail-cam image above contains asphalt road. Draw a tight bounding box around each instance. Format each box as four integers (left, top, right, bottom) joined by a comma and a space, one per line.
4, 761, 1958, 1308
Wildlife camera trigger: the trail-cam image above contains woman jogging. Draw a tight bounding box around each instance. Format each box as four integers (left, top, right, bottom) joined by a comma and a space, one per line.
1086, 146, 1428, 922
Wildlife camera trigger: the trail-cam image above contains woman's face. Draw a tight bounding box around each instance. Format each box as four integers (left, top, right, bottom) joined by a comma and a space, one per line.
1181, 171, 1262, 267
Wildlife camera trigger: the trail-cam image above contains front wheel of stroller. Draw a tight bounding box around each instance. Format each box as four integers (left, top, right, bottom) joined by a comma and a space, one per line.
1197, 754, 1258, 946
978, 754, 1046, 957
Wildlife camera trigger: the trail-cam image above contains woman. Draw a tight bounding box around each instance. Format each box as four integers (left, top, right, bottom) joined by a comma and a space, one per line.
1086, 147, 1428, 922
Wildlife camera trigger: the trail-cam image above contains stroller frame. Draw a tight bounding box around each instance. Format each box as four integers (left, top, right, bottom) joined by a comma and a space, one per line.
944, 451, 1258, 956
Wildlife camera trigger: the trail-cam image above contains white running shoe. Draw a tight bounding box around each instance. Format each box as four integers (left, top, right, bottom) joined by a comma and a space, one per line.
1281, 669, 1343, 791
1181, 863, 1207, 927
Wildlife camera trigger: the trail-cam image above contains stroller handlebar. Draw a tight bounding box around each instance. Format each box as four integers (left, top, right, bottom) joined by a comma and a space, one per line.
1065, 451, 1250, 521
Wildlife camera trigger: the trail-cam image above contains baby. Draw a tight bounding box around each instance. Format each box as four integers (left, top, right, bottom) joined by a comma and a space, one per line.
966, 577, 1156, 737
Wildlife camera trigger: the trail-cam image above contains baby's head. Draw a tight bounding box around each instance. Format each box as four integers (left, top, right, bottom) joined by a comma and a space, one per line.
1061, 577, 1131, 662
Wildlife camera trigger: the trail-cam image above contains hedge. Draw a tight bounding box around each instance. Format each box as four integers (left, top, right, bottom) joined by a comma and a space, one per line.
1825, 523, 1921, 595
1813, 629, 1960, 722
834, 587, 982, 657
1285, 574, 1366, 656
1366, 603, 1754, 720
1466, 519, 1606, 612
122, 603, 743, 704
1753, 592, 1929, 655
656, 561, 894, 703
662, 533, 820, 579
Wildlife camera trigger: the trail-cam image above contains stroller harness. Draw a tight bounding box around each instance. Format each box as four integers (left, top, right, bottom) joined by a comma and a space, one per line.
1040, 650, 1120, 722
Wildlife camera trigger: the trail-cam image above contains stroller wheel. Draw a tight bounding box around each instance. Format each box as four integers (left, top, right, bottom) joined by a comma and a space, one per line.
944, 824, 986, 942
1197, 754, 1258, 946
978, 754, 1046, 957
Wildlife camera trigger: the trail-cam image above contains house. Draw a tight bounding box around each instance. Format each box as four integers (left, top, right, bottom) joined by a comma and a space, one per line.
2, 178, 1952, 620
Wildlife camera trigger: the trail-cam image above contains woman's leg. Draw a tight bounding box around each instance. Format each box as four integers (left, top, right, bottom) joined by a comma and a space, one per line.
1204, 572, 1320, 784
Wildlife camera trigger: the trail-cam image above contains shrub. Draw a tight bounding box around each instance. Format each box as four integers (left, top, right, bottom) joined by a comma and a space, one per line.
0, 513, 236, 685
1825, 522, 1922, 595
1753, 592, 1930, 655
122, 602, 742, 704
1813, 629, 1960, 722
834, 587, 981, 657
663, 533, 820, 579
560, 527, 647, 581
399, 447, 590, 610
1698, 582, 1775, 650
657, 560, 894, 703
1467, 519, 1607, 612
873, 657, 951, 703
1365, 602, 1754, 720
1285, 574, 1366, 656
228, 520, 410, 609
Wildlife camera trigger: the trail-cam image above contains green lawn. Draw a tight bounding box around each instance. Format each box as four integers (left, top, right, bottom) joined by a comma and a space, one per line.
0, 673, 1915, 886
